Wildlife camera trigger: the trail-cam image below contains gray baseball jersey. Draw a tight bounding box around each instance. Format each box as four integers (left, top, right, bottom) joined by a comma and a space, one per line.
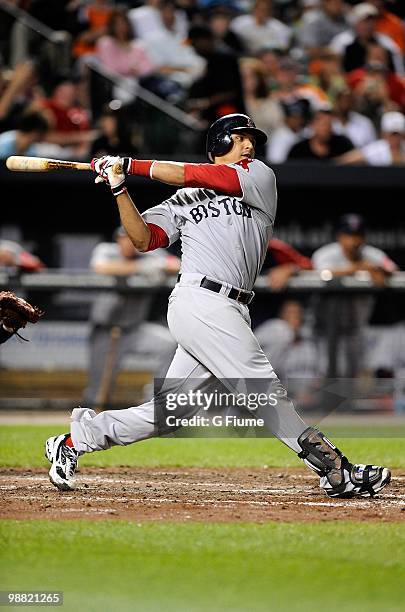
143, 159, 277, 291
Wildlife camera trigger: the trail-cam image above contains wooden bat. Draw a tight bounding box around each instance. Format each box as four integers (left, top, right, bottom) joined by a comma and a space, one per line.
6, 155, 122, 174
94, 325, 122, 412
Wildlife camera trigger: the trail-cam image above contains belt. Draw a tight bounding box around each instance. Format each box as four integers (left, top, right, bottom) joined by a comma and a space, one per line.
177, 274, 254, 305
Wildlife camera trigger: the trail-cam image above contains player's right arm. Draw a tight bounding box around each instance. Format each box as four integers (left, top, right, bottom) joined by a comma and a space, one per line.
93, 158, 176, 252
115, 190, 152, 252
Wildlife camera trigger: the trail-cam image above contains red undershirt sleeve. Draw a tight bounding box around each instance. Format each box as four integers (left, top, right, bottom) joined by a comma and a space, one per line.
145, 223, 169, 251
269, 239, 313, 270
184, 164, 242, 197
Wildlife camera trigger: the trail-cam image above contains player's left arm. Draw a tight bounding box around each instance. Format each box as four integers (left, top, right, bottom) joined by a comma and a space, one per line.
122, 158, 243, 196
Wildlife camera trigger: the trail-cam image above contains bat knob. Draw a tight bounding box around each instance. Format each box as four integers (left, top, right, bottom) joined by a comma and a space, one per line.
112, 162, 123, 175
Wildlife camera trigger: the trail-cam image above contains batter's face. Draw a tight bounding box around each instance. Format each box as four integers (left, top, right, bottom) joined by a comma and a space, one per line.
215, 132, 256, 164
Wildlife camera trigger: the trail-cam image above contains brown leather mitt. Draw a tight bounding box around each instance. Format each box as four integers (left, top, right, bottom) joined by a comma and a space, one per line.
0, 291, 44, 333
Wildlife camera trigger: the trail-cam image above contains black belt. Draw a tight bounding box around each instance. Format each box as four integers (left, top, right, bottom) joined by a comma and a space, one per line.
177, 274, 254, 305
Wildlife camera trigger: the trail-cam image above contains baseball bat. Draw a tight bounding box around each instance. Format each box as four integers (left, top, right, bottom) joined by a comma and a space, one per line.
5, 155, 123, 174
94, 325, 122, 412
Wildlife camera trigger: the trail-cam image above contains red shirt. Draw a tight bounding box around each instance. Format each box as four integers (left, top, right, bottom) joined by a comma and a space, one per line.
42, 100, 90, 132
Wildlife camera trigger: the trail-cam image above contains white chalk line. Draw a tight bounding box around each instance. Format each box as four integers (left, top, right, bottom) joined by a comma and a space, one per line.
1, 479, 404, 499
3, 492, 404, 511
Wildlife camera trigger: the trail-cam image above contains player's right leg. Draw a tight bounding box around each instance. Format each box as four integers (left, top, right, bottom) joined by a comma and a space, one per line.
45, 345, 214, 490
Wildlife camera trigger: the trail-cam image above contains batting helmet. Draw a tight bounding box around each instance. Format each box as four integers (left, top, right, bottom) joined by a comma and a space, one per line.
206, 113, 267, 162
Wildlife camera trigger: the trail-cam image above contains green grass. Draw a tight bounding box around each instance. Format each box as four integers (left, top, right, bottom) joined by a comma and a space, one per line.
1, 424, 404, 468
1, 426, 404, 611
1, 521, 404, 612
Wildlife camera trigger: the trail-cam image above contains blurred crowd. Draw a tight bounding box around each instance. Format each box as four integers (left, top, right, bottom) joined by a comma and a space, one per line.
0, 0, 404, 161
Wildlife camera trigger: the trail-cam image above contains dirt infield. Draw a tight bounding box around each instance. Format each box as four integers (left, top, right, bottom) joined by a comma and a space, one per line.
1, 467, 404, 522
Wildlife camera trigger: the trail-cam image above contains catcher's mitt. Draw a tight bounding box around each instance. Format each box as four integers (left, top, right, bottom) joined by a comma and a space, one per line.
0, 291, 44, 333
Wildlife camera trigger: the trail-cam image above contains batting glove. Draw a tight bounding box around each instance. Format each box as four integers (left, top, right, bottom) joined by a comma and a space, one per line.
91, 156, 127, 196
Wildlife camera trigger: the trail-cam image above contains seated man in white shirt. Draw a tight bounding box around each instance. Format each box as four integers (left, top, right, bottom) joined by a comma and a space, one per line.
128, 0, 188, 41
230, 0, 292, 55
332, 86, 377, 148
312, 213, 397, 377
338, 110, 405, 165
144, 0, 205, 90
267, 98, 311, 163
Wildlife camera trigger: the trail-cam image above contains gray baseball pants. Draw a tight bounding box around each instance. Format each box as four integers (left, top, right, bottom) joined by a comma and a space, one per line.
71, 274, 308, 454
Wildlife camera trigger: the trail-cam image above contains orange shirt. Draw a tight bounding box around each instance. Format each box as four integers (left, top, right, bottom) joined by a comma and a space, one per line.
376, 10, 405, 52
73, 4, 114, 57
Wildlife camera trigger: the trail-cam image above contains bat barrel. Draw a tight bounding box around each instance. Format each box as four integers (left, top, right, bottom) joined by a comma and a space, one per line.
5, 156, 92, 172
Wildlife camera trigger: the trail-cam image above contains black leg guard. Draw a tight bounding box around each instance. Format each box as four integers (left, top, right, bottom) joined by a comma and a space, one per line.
297, 426, 351, 494
297, 427, 391, 498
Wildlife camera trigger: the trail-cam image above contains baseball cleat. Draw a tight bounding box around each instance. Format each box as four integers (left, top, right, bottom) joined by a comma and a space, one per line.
45, 434, 78, 491
321, 464, 391, 499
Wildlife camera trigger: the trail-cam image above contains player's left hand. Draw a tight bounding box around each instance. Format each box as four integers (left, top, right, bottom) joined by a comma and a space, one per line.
91, 156, 127, 196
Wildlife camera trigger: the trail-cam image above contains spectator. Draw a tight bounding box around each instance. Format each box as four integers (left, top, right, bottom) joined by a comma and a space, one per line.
144, 1, 205, 91
0, 239, 44, 272
296, 0, 350, 56
187, 25, 246, 123
347, 43, 405, 114
330, 2, 404, 75
332, 86, 377, 147
0, 61, 41, 132
230, 0, 293, 55
96, 11, 155, 79
298, 0, 324, 28
272, 57, 329, 111
255, 300, 322, 382
312, 213, 397, 376
0, 111, 48, 158
308, 50, 347, 102
338, 110, 405, 165
207, 7, 245, 55
257, 47, 282, 89
369, 0, 405, 53
84, 226, 179, 409
129, 0, 188, 41
90, 106, 135, 158
240, 58, 284, 138
39, 77, 93, 156
267, 97, 312, 163
73, 0, 114, 58
264, 237, 313, 290
287, 108, 354, 160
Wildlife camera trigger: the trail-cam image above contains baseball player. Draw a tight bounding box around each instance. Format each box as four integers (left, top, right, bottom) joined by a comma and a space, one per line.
45, 113, 391, 499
